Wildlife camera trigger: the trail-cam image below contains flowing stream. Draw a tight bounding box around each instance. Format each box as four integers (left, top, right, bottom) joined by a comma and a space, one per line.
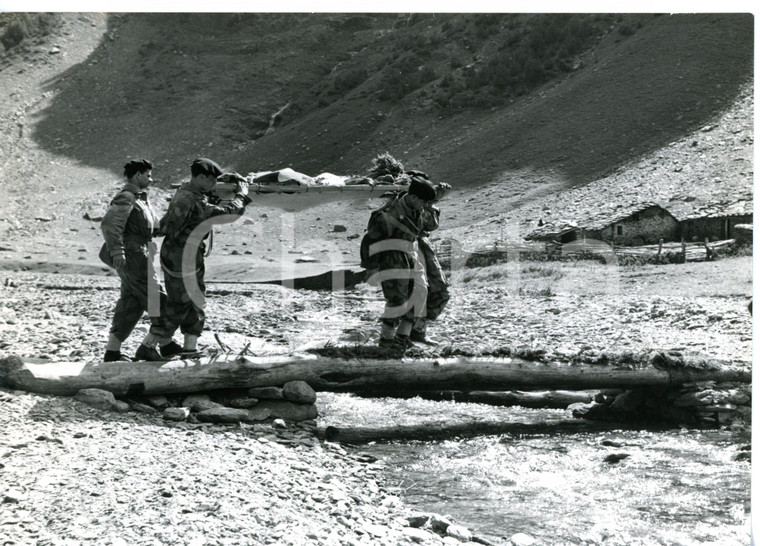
321, 397, 750, 545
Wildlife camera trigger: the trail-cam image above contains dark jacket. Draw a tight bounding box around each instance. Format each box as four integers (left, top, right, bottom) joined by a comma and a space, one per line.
365, 193, 438, 270
159, 183, 252, 247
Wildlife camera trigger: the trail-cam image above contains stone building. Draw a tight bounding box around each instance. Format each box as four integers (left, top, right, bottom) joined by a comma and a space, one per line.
525, 203, 680, 246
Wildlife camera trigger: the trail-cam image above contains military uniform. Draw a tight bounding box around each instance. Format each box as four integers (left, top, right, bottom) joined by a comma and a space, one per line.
366, 193, 430, 326
101, 182, 165, 342
417, 204, 450, 325
151, 184, 251, 339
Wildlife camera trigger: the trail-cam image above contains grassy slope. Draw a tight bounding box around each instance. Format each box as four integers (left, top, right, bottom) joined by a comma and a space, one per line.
22, 13, 754, 188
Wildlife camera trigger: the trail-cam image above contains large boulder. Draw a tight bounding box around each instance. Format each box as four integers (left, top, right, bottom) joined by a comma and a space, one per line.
75, 388, 127, 412
568, 401, 608, 420
196, 407, 271, 424
282, 381, 317, 404
146, 395, 169, 409
248, 387, 284, 400
446, 524, 472, 542
228, 398, 260, 409
181, 394, 224, 412
163, 407, 190, 422
609, 390, 644, 413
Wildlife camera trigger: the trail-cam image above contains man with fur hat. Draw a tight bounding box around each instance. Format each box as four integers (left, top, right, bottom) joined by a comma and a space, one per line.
134, 158, 252, 361
363, 175, 440, 351
101, 158, 168, 362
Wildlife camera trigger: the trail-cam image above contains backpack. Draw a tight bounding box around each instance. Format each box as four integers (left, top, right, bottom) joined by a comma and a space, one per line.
359, 231, 381, 270
360, 207, 386, 270
359, 195, 421, 270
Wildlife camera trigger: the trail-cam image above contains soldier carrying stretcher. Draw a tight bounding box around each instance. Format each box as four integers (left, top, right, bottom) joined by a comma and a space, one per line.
100, 159, 169, 362
133, 158, 253, 361
361, 173, 451, 352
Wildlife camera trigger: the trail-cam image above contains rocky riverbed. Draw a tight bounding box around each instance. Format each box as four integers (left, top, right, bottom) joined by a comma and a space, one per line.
0, 255, 752, 545
0, 387, 433, 546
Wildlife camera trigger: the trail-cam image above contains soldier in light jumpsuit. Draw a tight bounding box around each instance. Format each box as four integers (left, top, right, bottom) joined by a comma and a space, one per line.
101, 159, 168, 362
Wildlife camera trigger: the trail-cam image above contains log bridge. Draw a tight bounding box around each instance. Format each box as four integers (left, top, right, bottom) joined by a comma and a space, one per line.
0, 353, 750, 397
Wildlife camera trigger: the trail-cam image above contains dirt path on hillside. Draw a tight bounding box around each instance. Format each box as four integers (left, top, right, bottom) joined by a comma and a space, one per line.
0, 14, 114, 265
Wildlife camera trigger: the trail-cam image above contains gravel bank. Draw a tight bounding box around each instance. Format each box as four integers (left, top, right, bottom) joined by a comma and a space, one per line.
0, 256, 751, 545
0, 388, 428, 546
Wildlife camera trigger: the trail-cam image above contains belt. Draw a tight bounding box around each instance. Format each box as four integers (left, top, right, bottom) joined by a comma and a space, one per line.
123, 236, 151, 245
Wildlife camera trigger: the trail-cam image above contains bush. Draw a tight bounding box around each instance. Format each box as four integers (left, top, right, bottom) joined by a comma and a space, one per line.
618, 23, 636, 36
332, 67, 368, 94
436, 14, 612, 109
1, 18, 28, 50
0, 13, 60, 52
368, 152, 404, 178
378, 53, 436, 101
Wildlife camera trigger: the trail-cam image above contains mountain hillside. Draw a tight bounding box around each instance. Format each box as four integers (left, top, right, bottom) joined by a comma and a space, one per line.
2, 13, 753, 184
0, 12, 753, 276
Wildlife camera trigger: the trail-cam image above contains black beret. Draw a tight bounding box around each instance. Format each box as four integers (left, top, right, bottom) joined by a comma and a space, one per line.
408, 176, 437, 202
192, 157, 223, 178
405, 169, 429, 179
123, 158, 153, 178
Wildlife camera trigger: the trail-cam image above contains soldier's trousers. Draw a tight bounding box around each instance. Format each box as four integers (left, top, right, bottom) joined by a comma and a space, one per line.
379, 242, 428, 327
109, 243, 166, 342
418, 237, 450, 321
151, 242, 206, 338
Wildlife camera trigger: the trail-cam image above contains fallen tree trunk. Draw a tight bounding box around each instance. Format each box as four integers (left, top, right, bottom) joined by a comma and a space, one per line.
0, 353, 750, 397
318, 417, 632, 444
355, 389, 598, 409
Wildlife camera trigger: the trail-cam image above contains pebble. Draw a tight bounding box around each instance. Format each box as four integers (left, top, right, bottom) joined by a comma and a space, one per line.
163, 407, 190, 421
510, 532, 538, 546
604, 453, 630, 464
403, 527, 435, 542
3, 491, 22, 504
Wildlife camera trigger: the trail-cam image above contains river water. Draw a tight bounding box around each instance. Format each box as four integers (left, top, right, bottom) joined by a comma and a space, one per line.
320, 396, 751, 545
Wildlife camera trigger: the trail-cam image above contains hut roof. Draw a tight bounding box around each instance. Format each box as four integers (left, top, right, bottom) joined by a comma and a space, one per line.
525, 202, 675, 240
581, 202, 676, 230
681, 199, 753, 220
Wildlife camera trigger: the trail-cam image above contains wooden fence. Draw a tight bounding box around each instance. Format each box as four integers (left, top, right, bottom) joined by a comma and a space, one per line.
434, 238, 739, 269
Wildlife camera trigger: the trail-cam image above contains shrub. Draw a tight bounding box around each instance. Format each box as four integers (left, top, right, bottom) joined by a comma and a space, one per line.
518, 285, 555, 297
435, 14, 612, 109
0, 13, 60, 51
332, 67, 368, 94
1, 18, 28, 50
618, 23, 636, 36
368, 152, 404, 178
523, 263, 564, 279
378, 53, 436, 101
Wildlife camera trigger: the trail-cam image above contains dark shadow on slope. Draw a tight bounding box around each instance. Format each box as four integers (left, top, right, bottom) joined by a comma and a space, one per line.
30, 13, 396, 183
29, 13, 753, 192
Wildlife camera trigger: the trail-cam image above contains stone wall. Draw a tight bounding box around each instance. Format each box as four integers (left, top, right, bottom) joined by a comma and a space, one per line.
74, 380, 319, 425
586, 207, 680, 246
